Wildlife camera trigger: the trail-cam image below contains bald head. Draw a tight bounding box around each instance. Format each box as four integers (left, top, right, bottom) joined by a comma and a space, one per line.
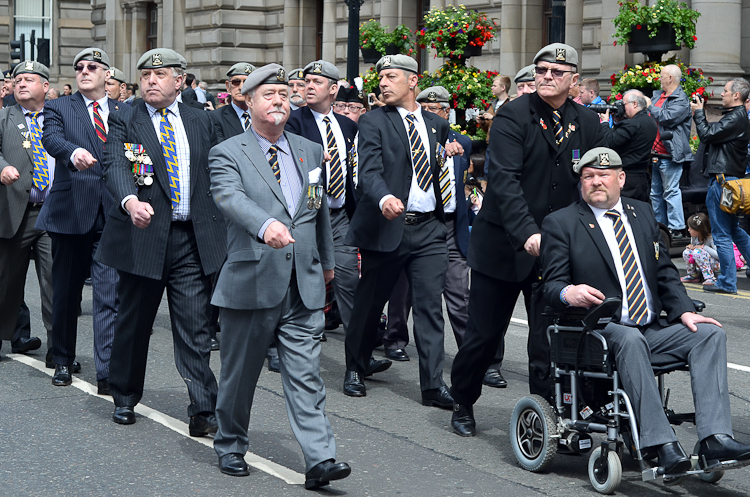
660, 64, 682, 93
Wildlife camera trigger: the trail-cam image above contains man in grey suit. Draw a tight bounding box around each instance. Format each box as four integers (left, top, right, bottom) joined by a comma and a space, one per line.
0, 61, 52, 355
209, 64, 351, 490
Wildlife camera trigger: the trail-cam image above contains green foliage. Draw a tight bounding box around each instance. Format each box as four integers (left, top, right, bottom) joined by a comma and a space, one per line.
360, 20, 414, 55
608, 58, 713, 101
418, 62, 498, 110
612, 0, 700, 49
416, 5, 498, 58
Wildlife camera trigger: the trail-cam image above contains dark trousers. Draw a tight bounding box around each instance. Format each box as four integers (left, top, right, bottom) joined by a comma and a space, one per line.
450, 269, 552, 406
109, 222, 217, 417
345, 217, 448, 391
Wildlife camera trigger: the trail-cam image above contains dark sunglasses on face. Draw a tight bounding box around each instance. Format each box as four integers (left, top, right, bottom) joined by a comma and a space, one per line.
229, 79, 244, 87
534, 66, 575, 78
75, 63, 102, 72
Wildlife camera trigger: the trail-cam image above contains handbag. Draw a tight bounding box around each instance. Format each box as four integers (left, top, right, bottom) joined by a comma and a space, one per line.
718, 174, 750, 214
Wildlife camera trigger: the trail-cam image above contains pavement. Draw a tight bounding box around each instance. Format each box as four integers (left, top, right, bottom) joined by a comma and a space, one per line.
2, 256, 750, 496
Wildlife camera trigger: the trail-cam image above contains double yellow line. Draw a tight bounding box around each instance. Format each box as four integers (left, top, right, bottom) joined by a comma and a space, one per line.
683, 282, 750, 300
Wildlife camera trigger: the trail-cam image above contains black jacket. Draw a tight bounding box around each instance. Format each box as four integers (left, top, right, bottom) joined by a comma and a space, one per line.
694, 105, 750, 177
602, 108, 657, 173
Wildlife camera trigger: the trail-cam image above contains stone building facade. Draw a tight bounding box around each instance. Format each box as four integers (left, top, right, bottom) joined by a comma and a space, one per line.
2, 0, 748, 98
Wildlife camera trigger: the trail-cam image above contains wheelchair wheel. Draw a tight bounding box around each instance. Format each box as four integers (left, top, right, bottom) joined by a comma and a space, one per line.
588, 447, 622, 495
510, 395, 557, 472
693, 441, 725, 483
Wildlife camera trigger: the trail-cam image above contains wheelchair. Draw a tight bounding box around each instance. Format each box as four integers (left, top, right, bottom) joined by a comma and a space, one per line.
509, 297, 747, 494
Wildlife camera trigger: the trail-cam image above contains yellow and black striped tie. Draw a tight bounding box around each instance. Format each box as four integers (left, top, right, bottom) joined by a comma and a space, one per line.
323, 116, 344, 199
405, 114, 432, 191
605, 210, 648, 325
552, 109, 564, 146
438, 157, 451, 206
268, 145, 281, 184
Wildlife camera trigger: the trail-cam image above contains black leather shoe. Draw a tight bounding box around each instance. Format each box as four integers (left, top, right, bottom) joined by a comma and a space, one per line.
698, 434, 750, 469
384, 348, 409, 361
304, 459, 351, 489
422, 385, 454, 409
11, 336, 42, 354
365, 357, 392, 377
483, 369, 507, 388
52, 365, 72, 386
113, 406, 136, 425
71, 361, 81, 373
189, 412, 218, 437
267, 355, 280, 373
452, 403, 476, 437
703, 285, 737, 294
657, 441, 691, 475
97, 378, 110, 396
210, 337, 220, 351
343, 370, 366, 397
219, 453, 249, 477
46, 352, 80, 373
320, 332, 327, 342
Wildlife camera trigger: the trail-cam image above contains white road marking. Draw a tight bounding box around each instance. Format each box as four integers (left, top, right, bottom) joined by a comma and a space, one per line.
8, 353, 305, 485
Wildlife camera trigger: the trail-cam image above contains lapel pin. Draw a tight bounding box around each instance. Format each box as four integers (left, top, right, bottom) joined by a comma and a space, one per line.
431, 128, 436, 133
115, 105, 119, 110
589, 223, 595, 228
299, 157, 303, 162
17, 124, 25, 129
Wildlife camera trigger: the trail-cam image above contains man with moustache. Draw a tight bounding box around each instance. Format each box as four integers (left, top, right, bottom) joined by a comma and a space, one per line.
211, 63, 255, 142
95, 48, 225, 434
288, 68, 306, 110
208, 64, 350, 489
450, 44, 606, 437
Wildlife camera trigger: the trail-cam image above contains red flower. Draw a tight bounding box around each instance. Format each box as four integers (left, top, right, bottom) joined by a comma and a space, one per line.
403, 35, 408, 39
613, 41, 617, 46
451, 33, 456, 37
697, 87, 705, 95
420, 43, 426, 49
437, 37, 442, 42
636, 25, 642, 30
615, 93, 623, 100
439, 30, 443, 35
693, 35, 698, 41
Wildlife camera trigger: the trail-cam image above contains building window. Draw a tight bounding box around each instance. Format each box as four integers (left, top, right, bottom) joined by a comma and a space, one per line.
542, 0, 552, 46
147, 3, 158, 50
417, 0, 429, 72
14, 0, 53, 63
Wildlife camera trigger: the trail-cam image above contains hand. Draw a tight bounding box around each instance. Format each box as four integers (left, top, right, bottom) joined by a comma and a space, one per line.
686, 244, 694, 250
645, 96, 652, 107
565, 284, 606, 308
445, 140, 464, 157
124, 198, 154, 229
0, 165, 20, 185
481, 112, 493, 121
524, 233, 542, 257
470, 193, 482, 207
323, 269, 334, 284
680, 312, 721, 332
263, 220, 295, 248
368, 93, 385, 108
72, 149, 98, 171
381, 197, 404, 220
690, 95, 704, 112
323, 151, 332, 163
204, 101, 214, 111
695, 244, 704, 250
602, 109, 610, 122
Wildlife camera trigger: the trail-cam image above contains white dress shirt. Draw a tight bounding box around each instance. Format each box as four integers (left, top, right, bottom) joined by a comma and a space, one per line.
231, 101, 250, 129
70, 94, 110, 163
310, 107, 347, 209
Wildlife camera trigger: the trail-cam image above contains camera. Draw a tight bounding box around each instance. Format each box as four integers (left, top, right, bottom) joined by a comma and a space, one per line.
589, 100, 626, 119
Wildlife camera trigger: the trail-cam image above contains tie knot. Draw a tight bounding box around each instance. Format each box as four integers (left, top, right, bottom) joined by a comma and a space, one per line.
242, 112, 249, 118
31, 111, 39, 120
160, 108, 169, 117
93, 102, 99, 110
605, 209, 620, 220
405, 113, 416, 124
323, 115, 331, 123
552, 109, 561, 119
268, 145, 278, 154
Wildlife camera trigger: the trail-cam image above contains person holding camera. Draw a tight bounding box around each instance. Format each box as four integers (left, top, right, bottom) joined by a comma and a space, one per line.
601, 90, 657, 202
691, 78, 750, 294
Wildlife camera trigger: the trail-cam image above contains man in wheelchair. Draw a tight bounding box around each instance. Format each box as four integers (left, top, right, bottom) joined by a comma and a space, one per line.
539, 147, 750, 475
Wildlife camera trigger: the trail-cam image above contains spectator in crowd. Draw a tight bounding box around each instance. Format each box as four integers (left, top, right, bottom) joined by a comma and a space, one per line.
691, 78, 750, 294
479, 74, 511, 136
46, 87, 60, 100
648, 63, 693, 242
682, 212, 719, 285
123, 83, 137, 105
514, 65, 536, 96
62, 83, 72, 96
104, 67, 127, 102
288, 68, 306, 110
578, 78, 605, 107
181, 73, 204, 109
199, 81, 216, 108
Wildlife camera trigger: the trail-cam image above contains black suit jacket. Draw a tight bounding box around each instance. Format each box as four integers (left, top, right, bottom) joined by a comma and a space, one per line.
94, 101, 227, 280
346, 105, 449, 252
602, 108, 658, 173
180, 87, 204, 110
541, 198, 694, 323
285, 106, 359, 218
448, 129, 471, 257
210, 103, 245, 143
468, 92, 606, 282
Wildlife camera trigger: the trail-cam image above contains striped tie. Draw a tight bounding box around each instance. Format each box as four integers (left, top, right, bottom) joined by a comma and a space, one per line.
605, 210, 648, 325
439, 156, 451, 206
242, 112, 251, 131
350, 145, 358, 185
92, 102, 106, 142
158, 108, 180, 208
268, 145, 281, 184
323, 116, 344, 199
552, 109, 563, 146
405, 114, 432, 191
28, 112, 49, 191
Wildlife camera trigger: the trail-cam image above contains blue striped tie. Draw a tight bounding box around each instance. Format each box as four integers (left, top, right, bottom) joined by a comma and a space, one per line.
405, 114, 432, 191
605, 210, 648, 325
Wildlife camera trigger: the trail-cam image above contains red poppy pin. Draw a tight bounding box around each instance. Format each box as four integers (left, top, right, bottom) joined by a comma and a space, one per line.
539, 118, 547, 130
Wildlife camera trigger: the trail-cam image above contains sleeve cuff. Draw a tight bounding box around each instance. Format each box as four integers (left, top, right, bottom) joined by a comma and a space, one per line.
258, 218, 277, 241
70, 147, 84, 165
121, 194, 137, 213
378, 194, 395, 211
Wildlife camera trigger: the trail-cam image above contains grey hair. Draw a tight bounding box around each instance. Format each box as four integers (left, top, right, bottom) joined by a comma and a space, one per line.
728, 77, 750, 102
172, 67, 185, 78
623, 89, 647, 110
440, 102, 450, 109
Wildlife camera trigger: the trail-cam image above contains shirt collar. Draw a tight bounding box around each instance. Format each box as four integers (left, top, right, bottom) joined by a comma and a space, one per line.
251, 127, 291, 157
232, 101, 249, 120
310, 106, 334, 123
20, 105, 44, 116
589, 198, 624, 221
396, 105, 424, 123
82, 94, 109, 110
145, 99, 180, 119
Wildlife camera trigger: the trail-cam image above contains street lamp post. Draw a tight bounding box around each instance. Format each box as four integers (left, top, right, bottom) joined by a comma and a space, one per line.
344, 0, 366, 84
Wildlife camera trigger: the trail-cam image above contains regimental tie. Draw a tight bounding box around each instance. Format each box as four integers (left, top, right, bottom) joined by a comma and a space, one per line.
28, 112, 49, 191
350, 145, 358, 185
438, 148, 451, 207
405, 114, 432, 191
323, 116, 344, 199
268, 145, 281, 184
92, 102, 106, 143
158, 108, 181, 208
242, 112, 251, 131
605, 210, 648, 325
552, 109, 564, 146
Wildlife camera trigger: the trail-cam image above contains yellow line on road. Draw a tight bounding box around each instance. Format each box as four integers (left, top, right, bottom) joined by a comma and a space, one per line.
683, 283, 750, 300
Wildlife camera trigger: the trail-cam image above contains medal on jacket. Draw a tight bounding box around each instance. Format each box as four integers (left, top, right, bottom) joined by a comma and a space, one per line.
307, 185, 323, 210
436, 142, 447, 169
654, 241, 659, 260
307, 186, 315, 210
314, 186, 323, 209
125, 143, 154, 188
22, 131, 31, 149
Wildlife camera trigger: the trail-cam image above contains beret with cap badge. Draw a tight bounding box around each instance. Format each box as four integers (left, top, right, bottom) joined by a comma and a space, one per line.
73, 47, 111, 68
241, 63, 288, 95
376, 54, 418, 74
108, 67, 127, 84
573, 147, 622, 175
137, 48, 186, 70
416, 85, 450, 104
303, 60, 339, 81
514, 64, 536, 84
288, 68, 305, 81
335, 85, 365, 104
532, 42, 578, 68
12, 60, 50, 80
226, 63, 256, 78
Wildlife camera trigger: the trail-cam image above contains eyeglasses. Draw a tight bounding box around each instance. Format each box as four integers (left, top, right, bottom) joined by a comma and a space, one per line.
75, 63, 102, 73
423, 106, 443, 113
334, 103, 364, 112
534, 66, 575, 78
229, 79, 245, 87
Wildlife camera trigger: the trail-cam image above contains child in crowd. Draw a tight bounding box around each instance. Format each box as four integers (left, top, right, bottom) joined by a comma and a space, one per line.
682, 213, 719, 285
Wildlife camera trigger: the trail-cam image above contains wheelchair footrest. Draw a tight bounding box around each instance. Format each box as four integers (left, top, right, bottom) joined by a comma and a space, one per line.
664, 410, 696, 425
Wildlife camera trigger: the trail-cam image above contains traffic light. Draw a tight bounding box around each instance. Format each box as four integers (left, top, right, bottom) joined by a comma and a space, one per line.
10, 34, 25, 62
37, 38, 50, 67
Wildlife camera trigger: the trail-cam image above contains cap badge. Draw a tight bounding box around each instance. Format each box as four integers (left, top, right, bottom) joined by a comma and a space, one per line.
297, 70, 304, 79
277, 68, 286, 81
93, 50, 102, 61
24, 60, 34, 71
244, 64, 252, 74
357, 90, 364, 100
382, 56, 392, 67
152, 53, 163, 66
313, 63, 322, 74
599, 153, 610, 166
555, 48, 566, 61
427, 91, 436, 102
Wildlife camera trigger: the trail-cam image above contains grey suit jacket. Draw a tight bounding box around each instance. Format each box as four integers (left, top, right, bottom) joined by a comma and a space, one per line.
0, 105, 42, 238
209, 130, 335, 311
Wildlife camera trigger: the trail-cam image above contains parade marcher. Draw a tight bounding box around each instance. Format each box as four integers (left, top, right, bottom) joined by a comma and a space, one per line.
0, 61, 53, 357
3, 69, 16, 107
514, 65, 536, 96
211, 62, 255, 142
692, 78, 750, 294
343, 55, 462, 406
208, 63, 351, 489
105, 67, 127, 101
39, 48, 126, 394
288, 68, 306, 110
95, 48, 225, 434
541, 146, 750, 475
333, 85, 367, 123
450, 43, 606, 437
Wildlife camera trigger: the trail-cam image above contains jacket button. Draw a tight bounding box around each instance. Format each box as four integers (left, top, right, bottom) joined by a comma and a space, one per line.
548, 206, 553, 212
286, 253, 292, 260
290, 224, 296, 229
207, 191, 211, 196
212, 215, 216, 220
552, 183, 557, 189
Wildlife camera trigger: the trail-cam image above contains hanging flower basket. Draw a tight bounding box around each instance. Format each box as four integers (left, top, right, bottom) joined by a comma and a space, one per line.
417, 6, 497, 60
613, 0, 700, 50
359, 20, 414, 61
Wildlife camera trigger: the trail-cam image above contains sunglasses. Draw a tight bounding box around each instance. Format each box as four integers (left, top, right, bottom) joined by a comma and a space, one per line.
75, 63, 102, 72
229, 79, 245, 87
534, 66, 575, 78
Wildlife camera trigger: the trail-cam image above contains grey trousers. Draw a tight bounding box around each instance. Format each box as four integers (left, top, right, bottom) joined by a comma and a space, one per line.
599, 321, 732, 448
329, 208, 359, 331
214, 279, 336, 471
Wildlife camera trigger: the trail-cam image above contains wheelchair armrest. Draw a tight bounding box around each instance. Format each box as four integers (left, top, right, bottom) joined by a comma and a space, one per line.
582, 297, 623, 330
692, 299, 705, 313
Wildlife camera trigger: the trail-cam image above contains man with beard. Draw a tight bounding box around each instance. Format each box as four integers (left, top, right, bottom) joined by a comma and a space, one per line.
288, 68, 306, 110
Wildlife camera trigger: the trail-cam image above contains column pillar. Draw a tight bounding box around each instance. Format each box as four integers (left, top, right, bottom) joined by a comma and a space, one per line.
500, 0, 522, 80
691, 0, 743, 94
565, 0, 583, 56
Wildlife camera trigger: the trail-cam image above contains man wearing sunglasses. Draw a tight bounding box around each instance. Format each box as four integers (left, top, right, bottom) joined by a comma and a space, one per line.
37, 48, 130, 395
450, 43, 606, 437
210, 63, 255, 143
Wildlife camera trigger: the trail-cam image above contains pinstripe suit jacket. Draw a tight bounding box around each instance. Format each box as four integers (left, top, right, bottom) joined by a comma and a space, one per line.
36, 92, 129, 235
208, 130, 335, 311
94, 101, 227, 280
0, 105, 46, 238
